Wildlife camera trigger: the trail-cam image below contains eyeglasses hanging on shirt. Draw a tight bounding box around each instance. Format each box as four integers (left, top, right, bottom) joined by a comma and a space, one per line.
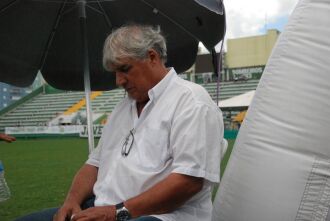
122, 128, 135, 157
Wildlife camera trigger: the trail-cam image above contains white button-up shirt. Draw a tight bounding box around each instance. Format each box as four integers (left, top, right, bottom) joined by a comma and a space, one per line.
87, 68, 224, 221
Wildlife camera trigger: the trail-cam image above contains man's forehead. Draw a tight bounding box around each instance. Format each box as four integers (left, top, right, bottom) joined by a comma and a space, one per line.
111, 57, 134, 66
109, 58, 130, 69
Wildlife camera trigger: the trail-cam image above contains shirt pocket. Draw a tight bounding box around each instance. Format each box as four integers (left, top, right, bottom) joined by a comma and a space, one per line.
135, 127, 170, 170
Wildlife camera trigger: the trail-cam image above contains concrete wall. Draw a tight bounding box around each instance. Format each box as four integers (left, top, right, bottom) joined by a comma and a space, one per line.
225, 29, 280, 68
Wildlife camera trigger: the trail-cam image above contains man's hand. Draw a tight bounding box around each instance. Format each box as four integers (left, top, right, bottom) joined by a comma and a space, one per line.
71, 206, 116, 221
54, 164, 98, 221
0, 133, 16, 143
53, 201, 82, 221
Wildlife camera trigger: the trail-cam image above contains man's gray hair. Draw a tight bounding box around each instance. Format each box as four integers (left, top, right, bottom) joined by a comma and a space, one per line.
103, 24, 167, 71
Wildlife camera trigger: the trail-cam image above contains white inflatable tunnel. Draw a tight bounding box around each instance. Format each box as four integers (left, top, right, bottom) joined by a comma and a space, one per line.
213, 0, 330, 220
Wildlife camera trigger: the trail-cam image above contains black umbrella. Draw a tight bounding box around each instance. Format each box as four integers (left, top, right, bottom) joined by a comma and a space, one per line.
0, 0, 225, 150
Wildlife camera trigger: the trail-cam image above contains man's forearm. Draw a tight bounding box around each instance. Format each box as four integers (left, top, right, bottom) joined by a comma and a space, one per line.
125, 173, 204, 218
65, 164, 98, 204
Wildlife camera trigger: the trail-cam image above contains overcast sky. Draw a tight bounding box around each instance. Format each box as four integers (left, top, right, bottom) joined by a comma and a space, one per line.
225, 0, 299, 39
201, 0, 299, 52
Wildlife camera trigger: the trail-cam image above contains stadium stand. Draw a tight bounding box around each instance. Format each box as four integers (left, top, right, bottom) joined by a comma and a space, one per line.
0, 79, 258, 132
0, 88, 126, 132
80, 89, 126, 113
0, 92, 84, 131
202, 79, 259, 101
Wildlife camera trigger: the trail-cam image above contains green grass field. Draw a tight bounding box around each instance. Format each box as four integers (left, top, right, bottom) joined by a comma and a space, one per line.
0, 138, 234, 221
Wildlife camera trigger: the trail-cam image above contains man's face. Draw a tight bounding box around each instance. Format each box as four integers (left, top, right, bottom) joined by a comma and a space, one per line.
111, 56, 155, 103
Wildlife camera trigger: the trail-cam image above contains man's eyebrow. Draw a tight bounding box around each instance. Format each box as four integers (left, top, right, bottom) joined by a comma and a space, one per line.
115, 64, 133, 73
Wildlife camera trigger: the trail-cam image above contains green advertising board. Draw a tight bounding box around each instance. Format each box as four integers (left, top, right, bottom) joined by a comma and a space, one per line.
225, 66, 265, 80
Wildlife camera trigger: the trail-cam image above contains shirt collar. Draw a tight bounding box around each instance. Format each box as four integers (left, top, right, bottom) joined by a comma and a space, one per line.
148, 67, 176, 102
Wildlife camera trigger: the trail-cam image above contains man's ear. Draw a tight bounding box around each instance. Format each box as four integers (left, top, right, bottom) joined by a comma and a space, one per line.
147, 49, 160, 65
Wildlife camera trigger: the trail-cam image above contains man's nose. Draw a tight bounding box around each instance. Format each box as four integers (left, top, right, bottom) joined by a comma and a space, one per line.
116, 72, 127, 86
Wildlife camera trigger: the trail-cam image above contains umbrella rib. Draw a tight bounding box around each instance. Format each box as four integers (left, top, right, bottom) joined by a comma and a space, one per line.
138, 0, 200, 42
88, 0, 116, 1
31, 0, 116, 4
39, 0, 69, 70
94, 0, 113, 29
62, 4, 78, 16
85, 4, 103, 14
0, 0, 20, 13
31, 0, 76, 3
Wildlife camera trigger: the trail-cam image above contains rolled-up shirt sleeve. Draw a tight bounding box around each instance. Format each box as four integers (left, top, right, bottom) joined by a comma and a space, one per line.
86, 137, 102, 167
170, 102, 223, 183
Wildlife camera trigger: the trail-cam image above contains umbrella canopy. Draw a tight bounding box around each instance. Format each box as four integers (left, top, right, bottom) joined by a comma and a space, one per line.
0, 0, 226, 151
0, 0, 225, 91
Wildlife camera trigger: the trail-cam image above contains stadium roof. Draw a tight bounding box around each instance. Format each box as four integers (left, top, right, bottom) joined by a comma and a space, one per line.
218, 90, 255, 110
